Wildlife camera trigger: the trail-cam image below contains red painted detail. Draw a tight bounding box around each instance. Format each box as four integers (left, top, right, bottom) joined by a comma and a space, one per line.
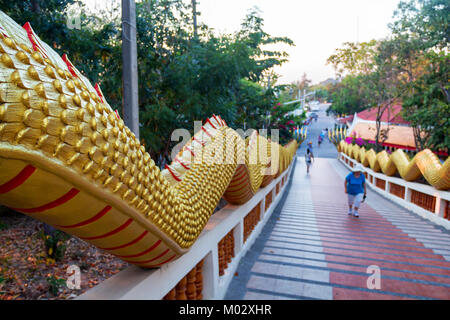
165, 165, 181, 182
380, 142, 416, 151
202, 127, 212, 137
0, 27, 8, 38
114, 110, 120, 120
131, 249, 170, 264
228, 189, 252, 201
225, 187, 251, 201
225, 179, 251, 194
228, 170, 249, 188
94, 83, 104, 103
57, 206, 112, 229
0, 165, 36, 194
23, 22, 48, 58
81, 218, 133, 240
61, 54, 78, 78
185, 146, 195, 157
193, 136, 206, 146
117, 240, 162, 259
13, 188, 80, 214
228, 166, 246, 182
175, 158, 190, 170
100, 231, 149, 251
220, 116, 227, 126
146, 254, 178, 267
206, 118, 217, 130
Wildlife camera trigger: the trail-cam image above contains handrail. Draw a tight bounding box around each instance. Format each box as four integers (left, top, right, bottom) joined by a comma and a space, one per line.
339, 152, 450, 230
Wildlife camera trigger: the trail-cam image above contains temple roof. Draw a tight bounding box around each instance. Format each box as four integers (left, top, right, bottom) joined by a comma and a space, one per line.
357, 103, 409, 125
351, 122, 417, 149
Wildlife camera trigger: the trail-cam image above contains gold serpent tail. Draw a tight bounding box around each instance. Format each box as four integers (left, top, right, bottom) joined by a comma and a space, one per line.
339, 141, 450, 190
0, 11, 297, 268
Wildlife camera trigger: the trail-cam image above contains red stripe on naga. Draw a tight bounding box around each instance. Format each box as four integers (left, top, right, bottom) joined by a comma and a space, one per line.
145, 254, 178, 268
175, 158, 190, 170
99, 231, 149, 251
225, 189, 252, 201
61, 54, 78, 78
0, 165, 36, 194
228, 169, 248, 188
13, 188, 80, 213
117, 240, 162, 259
193, 136, 206, 146
57, 206, 112, 229
81, 218, 133, 241
201, 127, 212, 137
226, 178, 251, 193
206, 118, 217, 129
129, 249, 170, 265
165, 165, 181, 182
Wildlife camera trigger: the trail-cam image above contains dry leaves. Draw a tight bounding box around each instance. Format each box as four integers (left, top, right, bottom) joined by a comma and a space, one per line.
0, 211, 128, 300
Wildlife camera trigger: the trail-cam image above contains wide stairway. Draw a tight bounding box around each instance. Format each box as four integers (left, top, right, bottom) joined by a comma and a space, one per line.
225, 157, 450, 300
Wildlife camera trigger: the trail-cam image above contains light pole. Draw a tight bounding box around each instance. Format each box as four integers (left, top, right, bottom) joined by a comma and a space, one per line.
192, 0, 198, 38
122, 0, 139, 139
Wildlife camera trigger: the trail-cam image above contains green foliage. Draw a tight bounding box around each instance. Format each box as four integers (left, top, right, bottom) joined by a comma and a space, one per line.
39, 230, 71, 262
327, 40, 378, 76
0, 220, 7, 231
390, 0, 449, 152
402, 51, 450, 151
327, 75, 374, 116
0, 0, 295, 165
134, 2, 294, 163
46, 276, 66, 296
391, 0, 449, 49
326, 0, 449, 153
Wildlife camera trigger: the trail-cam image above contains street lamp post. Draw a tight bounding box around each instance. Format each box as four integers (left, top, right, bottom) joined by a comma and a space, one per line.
122, 0, 139, 140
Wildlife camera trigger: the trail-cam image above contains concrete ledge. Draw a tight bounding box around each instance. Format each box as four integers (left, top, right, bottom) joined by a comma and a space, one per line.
77, 161, 295, 300
339, 152, 450, 230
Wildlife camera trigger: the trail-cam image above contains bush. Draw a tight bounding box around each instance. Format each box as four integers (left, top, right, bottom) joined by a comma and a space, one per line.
46, 276, 66, 296
39, 229, 71, 262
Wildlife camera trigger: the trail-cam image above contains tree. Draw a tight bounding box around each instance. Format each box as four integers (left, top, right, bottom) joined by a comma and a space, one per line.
390, 0, 450, 152
327, 40, 378, 77
327, 75, 373, 116
390, 0, 449, 49
135, 4, 294, 165
402, 51, 450, 152
0, 1, 295, 165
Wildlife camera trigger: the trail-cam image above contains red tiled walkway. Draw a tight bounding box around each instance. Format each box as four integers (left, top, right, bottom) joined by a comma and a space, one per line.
226, 157, 450, 300
310, 158, 450, 300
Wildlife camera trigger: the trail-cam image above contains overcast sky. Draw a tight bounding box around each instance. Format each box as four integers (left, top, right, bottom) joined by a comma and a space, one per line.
197, 0, 403, 85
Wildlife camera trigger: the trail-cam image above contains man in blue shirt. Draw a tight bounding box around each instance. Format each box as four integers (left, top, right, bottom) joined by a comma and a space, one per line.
345, 164, 367, 218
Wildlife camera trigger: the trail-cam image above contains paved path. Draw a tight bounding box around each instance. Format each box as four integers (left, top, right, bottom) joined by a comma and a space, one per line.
225, 105, 450, 300
225, 158, 450, 300
297, 103, 337, 159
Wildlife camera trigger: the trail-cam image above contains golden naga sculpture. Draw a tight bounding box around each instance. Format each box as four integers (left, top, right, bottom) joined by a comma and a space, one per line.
338, 140, 450, 191
0, 12, 297, 268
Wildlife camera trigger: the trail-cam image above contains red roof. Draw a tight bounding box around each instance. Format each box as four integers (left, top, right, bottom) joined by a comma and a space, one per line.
338, 115, 354, 124
357, 103, 409, 125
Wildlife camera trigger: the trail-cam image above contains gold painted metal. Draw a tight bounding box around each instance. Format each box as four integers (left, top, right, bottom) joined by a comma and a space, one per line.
0, 11, 298, 268
338, 140, 450, 190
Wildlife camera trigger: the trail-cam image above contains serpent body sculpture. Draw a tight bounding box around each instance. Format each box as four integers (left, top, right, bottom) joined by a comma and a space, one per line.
338, 140, 450, 190
0, 12, 297, 268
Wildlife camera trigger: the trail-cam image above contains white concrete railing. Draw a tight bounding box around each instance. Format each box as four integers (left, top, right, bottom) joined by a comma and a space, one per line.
77, 161, 295, 300
339, 152, 450, 230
